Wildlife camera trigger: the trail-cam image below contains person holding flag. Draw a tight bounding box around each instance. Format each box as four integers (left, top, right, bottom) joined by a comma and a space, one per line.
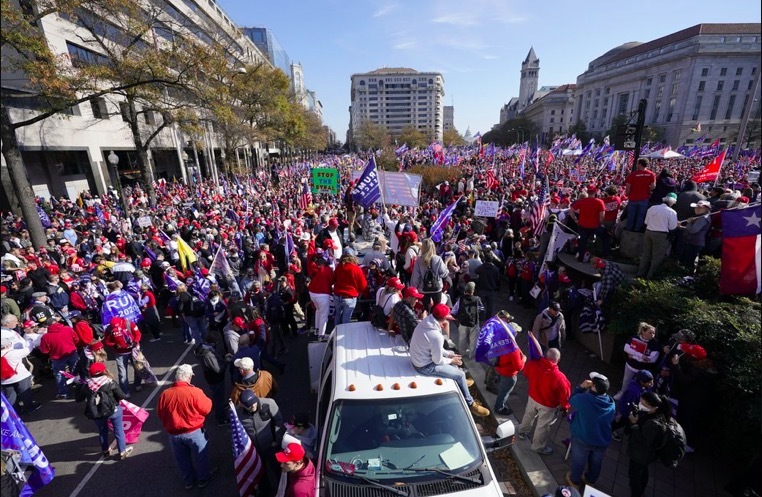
517, 326, 571, 455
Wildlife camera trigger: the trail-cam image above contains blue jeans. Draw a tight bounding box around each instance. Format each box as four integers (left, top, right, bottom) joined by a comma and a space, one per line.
52, 352, 79, 396
415, 362, 473, 404
495, 374, 518, 411
185, 316, 207, 343
94, 405, 126, 453
626, 200, 649, 232
334, 296, 357, 327
569, 437, 607, 485
168, 428, 211, 486
115, 353, 142, 395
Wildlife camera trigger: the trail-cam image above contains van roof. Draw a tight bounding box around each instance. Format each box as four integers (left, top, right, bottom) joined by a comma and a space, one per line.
330, 322, 460, 400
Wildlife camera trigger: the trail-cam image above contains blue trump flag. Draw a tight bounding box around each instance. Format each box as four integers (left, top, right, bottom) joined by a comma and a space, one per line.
430, 196, 461, 243
351, 156, 382, 209
36, 204, 51, 228
1, 393, 55, 497
474, 316, 520, 365
100, 289, 143, 326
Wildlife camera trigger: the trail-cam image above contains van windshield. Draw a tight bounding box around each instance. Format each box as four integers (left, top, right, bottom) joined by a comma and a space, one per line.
323, 393, 483, 481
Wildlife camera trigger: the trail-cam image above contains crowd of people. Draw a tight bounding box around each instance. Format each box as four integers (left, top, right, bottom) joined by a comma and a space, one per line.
0, 145, 759, 497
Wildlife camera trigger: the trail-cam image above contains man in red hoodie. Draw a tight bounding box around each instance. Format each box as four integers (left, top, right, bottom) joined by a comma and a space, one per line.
39, 317, 79, 399
276, 442, 315, 497
517, 330, 571, 455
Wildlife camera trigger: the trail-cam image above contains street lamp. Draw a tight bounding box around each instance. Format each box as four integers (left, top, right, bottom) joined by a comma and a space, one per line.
107, 151, 129, 215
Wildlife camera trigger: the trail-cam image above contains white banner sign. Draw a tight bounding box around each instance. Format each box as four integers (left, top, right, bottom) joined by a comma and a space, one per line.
136, 216, 153, 228
474, 200, 500, 218
350, 171, 422, 206
583, 485, 613, 497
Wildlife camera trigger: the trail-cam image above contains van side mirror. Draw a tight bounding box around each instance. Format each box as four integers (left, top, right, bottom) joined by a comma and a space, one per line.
481, 420, 515, 451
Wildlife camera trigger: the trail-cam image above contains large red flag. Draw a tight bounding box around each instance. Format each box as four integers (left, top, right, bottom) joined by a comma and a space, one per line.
720, 205, 762, 295
692, 150, 727, 183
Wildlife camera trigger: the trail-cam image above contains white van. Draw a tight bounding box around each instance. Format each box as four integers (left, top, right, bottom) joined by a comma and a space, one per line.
310, 322, 515, 497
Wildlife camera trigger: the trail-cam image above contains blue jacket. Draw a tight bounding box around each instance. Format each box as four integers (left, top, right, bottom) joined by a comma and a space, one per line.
569, 387, 616, 447
617, 378, 655, 418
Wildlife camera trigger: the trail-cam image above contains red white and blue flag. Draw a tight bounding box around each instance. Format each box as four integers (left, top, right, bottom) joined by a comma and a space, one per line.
298, 180, 312, 210
529, 175, 550, 237
430, 196, 461, 243
720, 205, 762, 295
229, 401, 263, 497
485, 169, 499, 190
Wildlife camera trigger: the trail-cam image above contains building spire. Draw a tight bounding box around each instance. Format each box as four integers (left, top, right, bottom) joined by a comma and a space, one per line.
524, 46, 538, 64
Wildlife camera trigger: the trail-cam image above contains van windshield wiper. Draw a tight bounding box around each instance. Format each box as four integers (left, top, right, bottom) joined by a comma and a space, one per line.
358, 476, 409, 497
402, 467, 482, 485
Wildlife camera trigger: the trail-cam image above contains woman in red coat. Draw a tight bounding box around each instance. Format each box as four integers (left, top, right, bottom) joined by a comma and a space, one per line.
333, 254, 367, 328
307, 256, 334, 340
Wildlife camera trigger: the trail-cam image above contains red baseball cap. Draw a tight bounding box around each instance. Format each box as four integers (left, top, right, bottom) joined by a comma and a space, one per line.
328, 218, 339, 228
402, 287, 424, 299
89, 362, 107, 376
386, 277, 404, 290
431, 303, 455, 321
275, 443, 305, 463
232, 317, 246, 328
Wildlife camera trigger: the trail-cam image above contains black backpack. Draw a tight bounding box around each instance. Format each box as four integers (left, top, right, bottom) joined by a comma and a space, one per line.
85, 386, 117, 420
457, 296, 479, 327
657, 418, 687, 468
266, 292, 284, 323
90, 323, 105, 342
422, 267, 437, 292
371, 294, 394, 329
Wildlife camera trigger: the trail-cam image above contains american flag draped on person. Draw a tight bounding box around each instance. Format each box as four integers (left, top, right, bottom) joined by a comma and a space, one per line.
529, 174, 550, 237
298, 180, 312, 210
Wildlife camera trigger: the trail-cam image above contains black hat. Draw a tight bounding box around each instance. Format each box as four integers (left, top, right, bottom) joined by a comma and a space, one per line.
549, 301, 562, 312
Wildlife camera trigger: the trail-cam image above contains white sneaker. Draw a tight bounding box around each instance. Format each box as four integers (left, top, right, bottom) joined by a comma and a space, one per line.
188, 339, 196, 345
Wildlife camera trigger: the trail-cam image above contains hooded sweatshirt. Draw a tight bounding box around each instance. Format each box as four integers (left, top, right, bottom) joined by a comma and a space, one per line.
522, 357, 571, 409
569, 387, 616, 446
409, 314, 452, 368
286, 458, 316, 497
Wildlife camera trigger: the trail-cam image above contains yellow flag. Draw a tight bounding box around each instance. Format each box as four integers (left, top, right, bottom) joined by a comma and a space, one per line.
176, 237, 197, 271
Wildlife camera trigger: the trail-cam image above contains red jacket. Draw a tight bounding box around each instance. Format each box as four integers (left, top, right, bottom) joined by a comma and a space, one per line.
39, 322, 78, 359
495, 349, 526, 378
69, 291, 88, 311
142, 290, 157, 309
104, 318, 141, 355
307, 266, 334, 295
333, 262, 367, 298
522, 357, 571, 409
157, 381, 212, 435
286, 458, 316, 497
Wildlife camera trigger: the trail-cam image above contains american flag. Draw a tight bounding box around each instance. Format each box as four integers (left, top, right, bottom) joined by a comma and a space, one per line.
529, 175, 550, 238
229, 401, 263, 497
298, 181, 312, 210
485, 169, 499, 190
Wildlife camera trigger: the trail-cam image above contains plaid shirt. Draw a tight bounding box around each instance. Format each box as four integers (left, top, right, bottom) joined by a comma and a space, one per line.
599, 263, 626, 302
392, 300, 419, 338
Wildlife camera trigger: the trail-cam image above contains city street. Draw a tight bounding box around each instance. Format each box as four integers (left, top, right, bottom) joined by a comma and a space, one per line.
24, 325, 313, 497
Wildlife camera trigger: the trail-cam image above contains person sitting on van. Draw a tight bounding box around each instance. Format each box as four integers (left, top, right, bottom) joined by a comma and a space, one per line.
388, 286, 424, 343
409, 303, 489, 417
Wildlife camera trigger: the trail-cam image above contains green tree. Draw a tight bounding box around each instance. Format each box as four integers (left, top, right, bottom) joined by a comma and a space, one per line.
642, 125, 665, 144
1, 0, 211, 244
482, 116, 537, 146
567, 120, 590, 144
443, 128, 467, 147
354, 120, 390, 151
396, 125, 427, 149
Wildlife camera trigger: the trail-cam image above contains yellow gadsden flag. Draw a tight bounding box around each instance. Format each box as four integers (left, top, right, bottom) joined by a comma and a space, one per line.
176, 237, 198, 272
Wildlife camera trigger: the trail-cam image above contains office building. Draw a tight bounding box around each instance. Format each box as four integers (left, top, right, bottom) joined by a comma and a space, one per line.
349, 68, 445, 142
574, 23, 761, 146
443, 105, 455, 132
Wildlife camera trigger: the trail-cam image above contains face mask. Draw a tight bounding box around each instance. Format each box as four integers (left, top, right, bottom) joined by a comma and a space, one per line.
210, 298, 219, 305
638, 402, 652, 413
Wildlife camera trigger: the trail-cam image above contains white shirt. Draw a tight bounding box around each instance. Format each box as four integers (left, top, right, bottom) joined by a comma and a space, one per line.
1, 328, 32, 384
644, 203, 678, 233
375, 288, 401, 315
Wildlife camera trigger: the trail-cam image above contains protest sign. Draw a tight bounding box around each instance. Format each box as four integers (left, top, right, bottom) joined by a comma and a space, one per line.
136, 216, 153, 228
311, 168, 340, 194
350, 171, 422, 206
474, 200, 500, 218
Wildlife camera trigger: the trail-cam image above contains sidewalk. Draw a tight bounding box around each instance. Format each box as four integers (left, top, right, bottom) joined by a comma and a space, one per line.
464, 297, 734, 497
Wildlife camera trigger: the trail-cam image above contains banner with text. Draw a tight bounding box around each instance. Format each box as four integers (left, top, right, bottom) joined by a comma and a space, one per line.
350, 171, 422, 206
474, 200, 500, 218
311, 168, 340, 194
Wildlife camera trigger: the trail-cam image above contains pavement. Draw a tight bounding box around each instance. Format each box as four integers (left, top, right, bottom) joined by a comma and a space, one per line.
462, 290, 736, 497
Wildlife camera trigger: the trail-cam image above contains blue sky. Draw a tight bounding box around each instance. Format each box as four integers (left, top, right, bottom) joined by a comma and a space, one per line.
218, 0, 761, 143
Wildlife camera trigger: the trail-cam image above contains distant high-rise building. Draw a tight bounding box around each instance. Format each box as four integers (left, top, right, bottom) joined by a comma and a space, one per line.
349, 68, 445, 142
241, 27, 291, 77
443, 106, 455, 132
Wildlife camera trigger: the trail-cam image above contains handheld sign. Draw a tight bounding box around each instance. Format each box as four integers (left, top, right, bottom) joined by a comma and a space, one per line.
474, 200, 500, 218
